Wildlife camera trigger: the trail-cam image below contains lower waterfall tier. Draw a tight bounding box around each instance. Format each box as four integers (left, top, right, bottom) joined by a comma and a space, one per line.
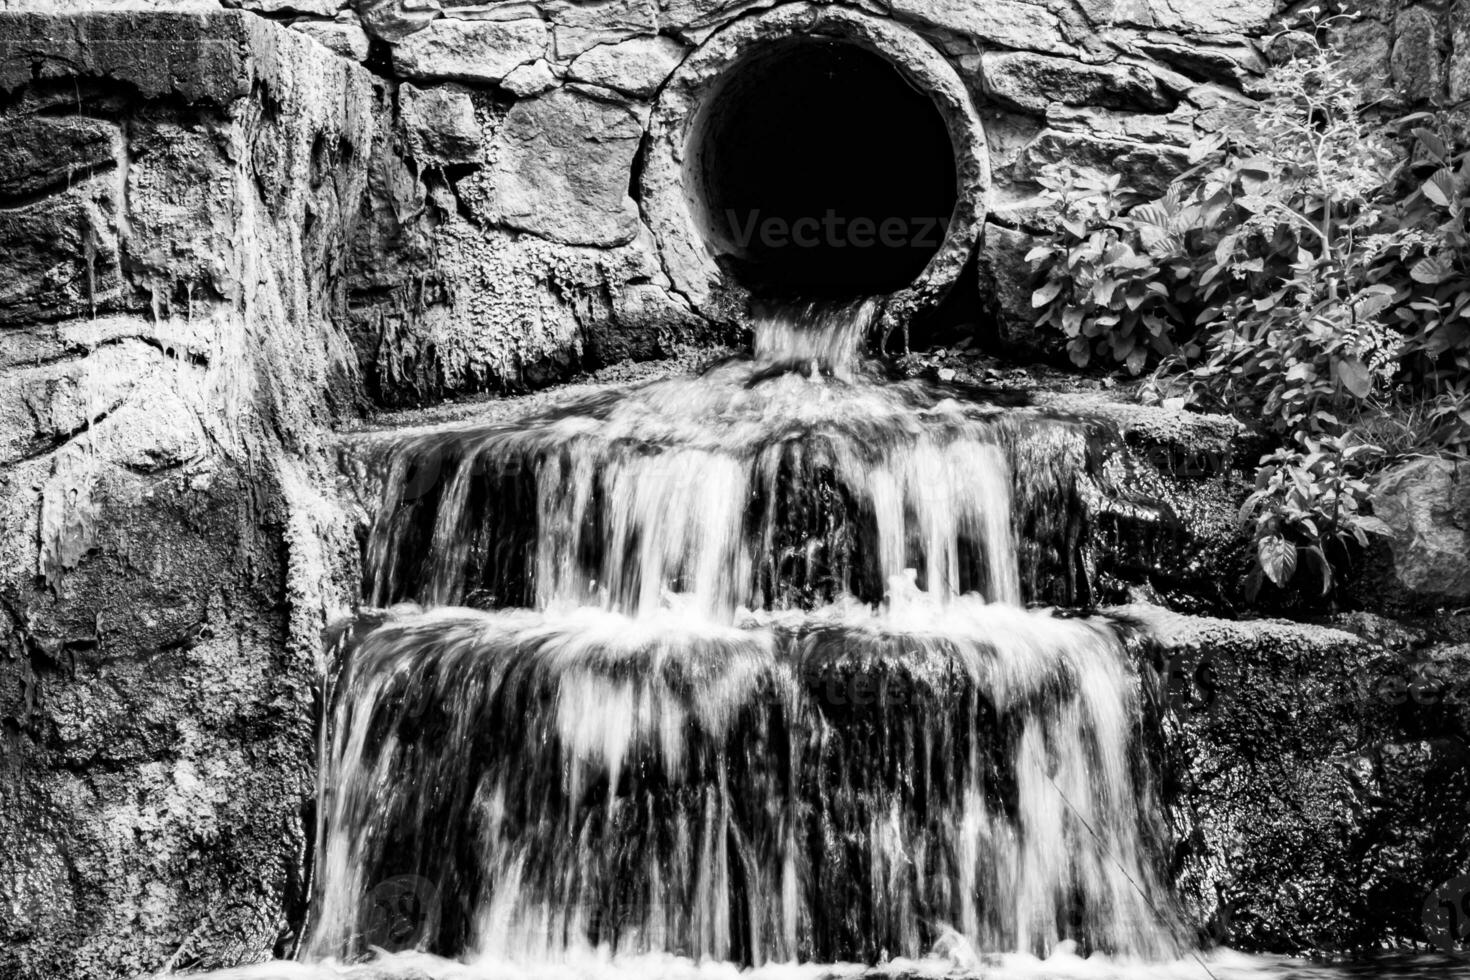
308, 597, 1179, 965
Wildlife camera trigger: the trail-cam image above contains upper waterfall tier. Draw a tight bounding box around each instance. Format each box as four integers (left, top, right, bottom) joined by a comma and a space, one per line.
360, 302, 1111, 619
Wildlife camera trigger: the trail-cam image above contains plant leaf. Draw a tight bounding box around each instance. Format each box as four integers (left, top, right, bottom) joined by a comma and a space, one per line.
1335, 357, 1372, 399
1257, 535, 1298, 587
1032, 280, 1064, 307
1410, 253, 1454, 284
1423, 168, 1456, 208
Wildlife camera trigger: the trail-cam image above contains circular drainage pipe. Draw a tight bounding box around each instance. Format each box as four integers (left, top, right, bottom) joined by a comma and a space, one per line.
642, 4, 988, 326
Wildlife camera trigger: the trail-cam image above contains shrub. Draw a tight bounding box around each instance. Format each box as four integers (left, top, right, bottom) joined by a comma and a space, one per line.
1027, 18, 1470, 598
1238, 434, 1380, 597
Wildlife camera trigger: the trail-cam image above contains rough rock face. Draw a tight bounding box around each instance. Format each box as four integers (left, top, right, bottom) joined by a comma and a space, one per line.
1125, 606, 1470, 952
0, 12, 371, 978
1369, 457, 1470, 610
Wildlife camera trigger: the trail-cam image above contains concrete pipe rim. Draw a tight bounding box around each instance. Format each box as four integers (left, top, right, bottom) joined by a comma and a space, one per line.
640, 3, 989, 332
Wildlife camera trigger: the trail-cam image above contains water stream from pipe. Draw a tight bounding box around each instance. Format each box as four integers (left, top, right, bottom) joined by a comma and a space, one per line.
304, 299, 1187, 973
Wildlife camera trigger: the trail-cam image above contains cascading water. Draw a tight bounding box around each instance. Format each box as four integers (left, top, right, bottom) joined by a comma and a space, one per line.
305, 299, 1187, 974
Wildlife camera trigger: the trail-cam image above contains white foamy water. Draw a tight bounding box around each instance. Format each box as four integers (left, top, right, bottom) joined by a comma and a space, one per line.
179, 946, 1459, 980
177, 303, 1464, 980
306, 588, 1177, 965
362, 304, 1048, 617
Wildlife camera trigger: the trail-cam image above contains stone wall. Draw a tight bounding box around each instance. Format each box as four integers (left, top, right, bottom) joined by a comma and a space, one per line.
0, 12, 374, 977
1, 1, 1468, 977
6, 0, 1468, 407
334, 0, 1277, 400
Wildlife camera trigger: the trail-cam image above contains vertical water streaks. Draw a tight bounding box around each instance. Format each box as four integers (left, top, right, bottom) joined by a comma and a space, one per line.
359, 304, 1083, 618
314, 303, 1181, 967
310, 601, 1178, 964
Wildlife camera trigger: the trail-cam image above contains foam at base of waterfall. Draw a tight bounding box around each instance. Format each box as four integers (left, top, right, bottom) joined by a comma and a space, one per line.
309, 596, 1176, 966
188, 946, 1450, 980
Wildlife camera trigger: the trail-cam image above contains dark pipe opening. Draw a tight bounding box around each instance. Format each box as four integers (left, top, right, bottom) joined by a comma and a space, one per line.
692, 40, 958, 298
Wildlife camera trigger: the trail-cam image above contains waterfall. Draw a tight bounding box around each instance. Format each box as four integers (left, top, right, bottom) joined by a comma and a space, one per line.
310, 303, 1182, 968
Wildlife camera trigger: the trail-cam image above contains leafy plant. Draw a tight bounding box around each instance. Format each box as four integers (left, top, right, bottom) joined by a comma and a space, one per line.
1026, 172, 1198, 374
1238, 434, 1381, 597
1184, 27, 1402, 438
1025, 18, 1470, 599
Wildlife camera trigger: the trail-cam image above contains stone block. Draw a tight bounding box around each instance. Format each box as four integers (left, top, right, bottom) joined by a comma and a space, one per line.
567, 34, 686, 97
0, 116, 122, 201
478, 86, 643, 246
1109, 0, 1275, 35
1017, 128, 1189, 195
400, 83, 482, 165
502, 59, 559, 97
885, 0, 1080, 57
0, 181, 125, 325
291, 18, 372, 61
240, 0, 346, 14
390, 16, 548, 83
980, 51, 1173, 113
0, 11, 267, 104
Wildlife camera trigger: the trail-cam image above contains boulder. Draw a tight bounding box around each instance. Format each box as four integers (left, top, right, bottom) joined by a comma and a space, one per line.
1391, 6, 1446, 102
1121, 605, 1470, 951
980, 51, 1173, 113
390, 16, 548, 83
1370, 457, 1470, 609
0, 14, 375, 979
477, 86, 643, 246
291, 18, 372, 61
567, 34, 685, 97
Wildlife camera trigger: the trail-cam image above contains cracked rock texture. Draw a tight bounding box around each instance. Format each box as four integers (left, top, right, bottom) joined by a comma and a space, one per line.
1122, 606, 1470, 953
0, 12, 372, 978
